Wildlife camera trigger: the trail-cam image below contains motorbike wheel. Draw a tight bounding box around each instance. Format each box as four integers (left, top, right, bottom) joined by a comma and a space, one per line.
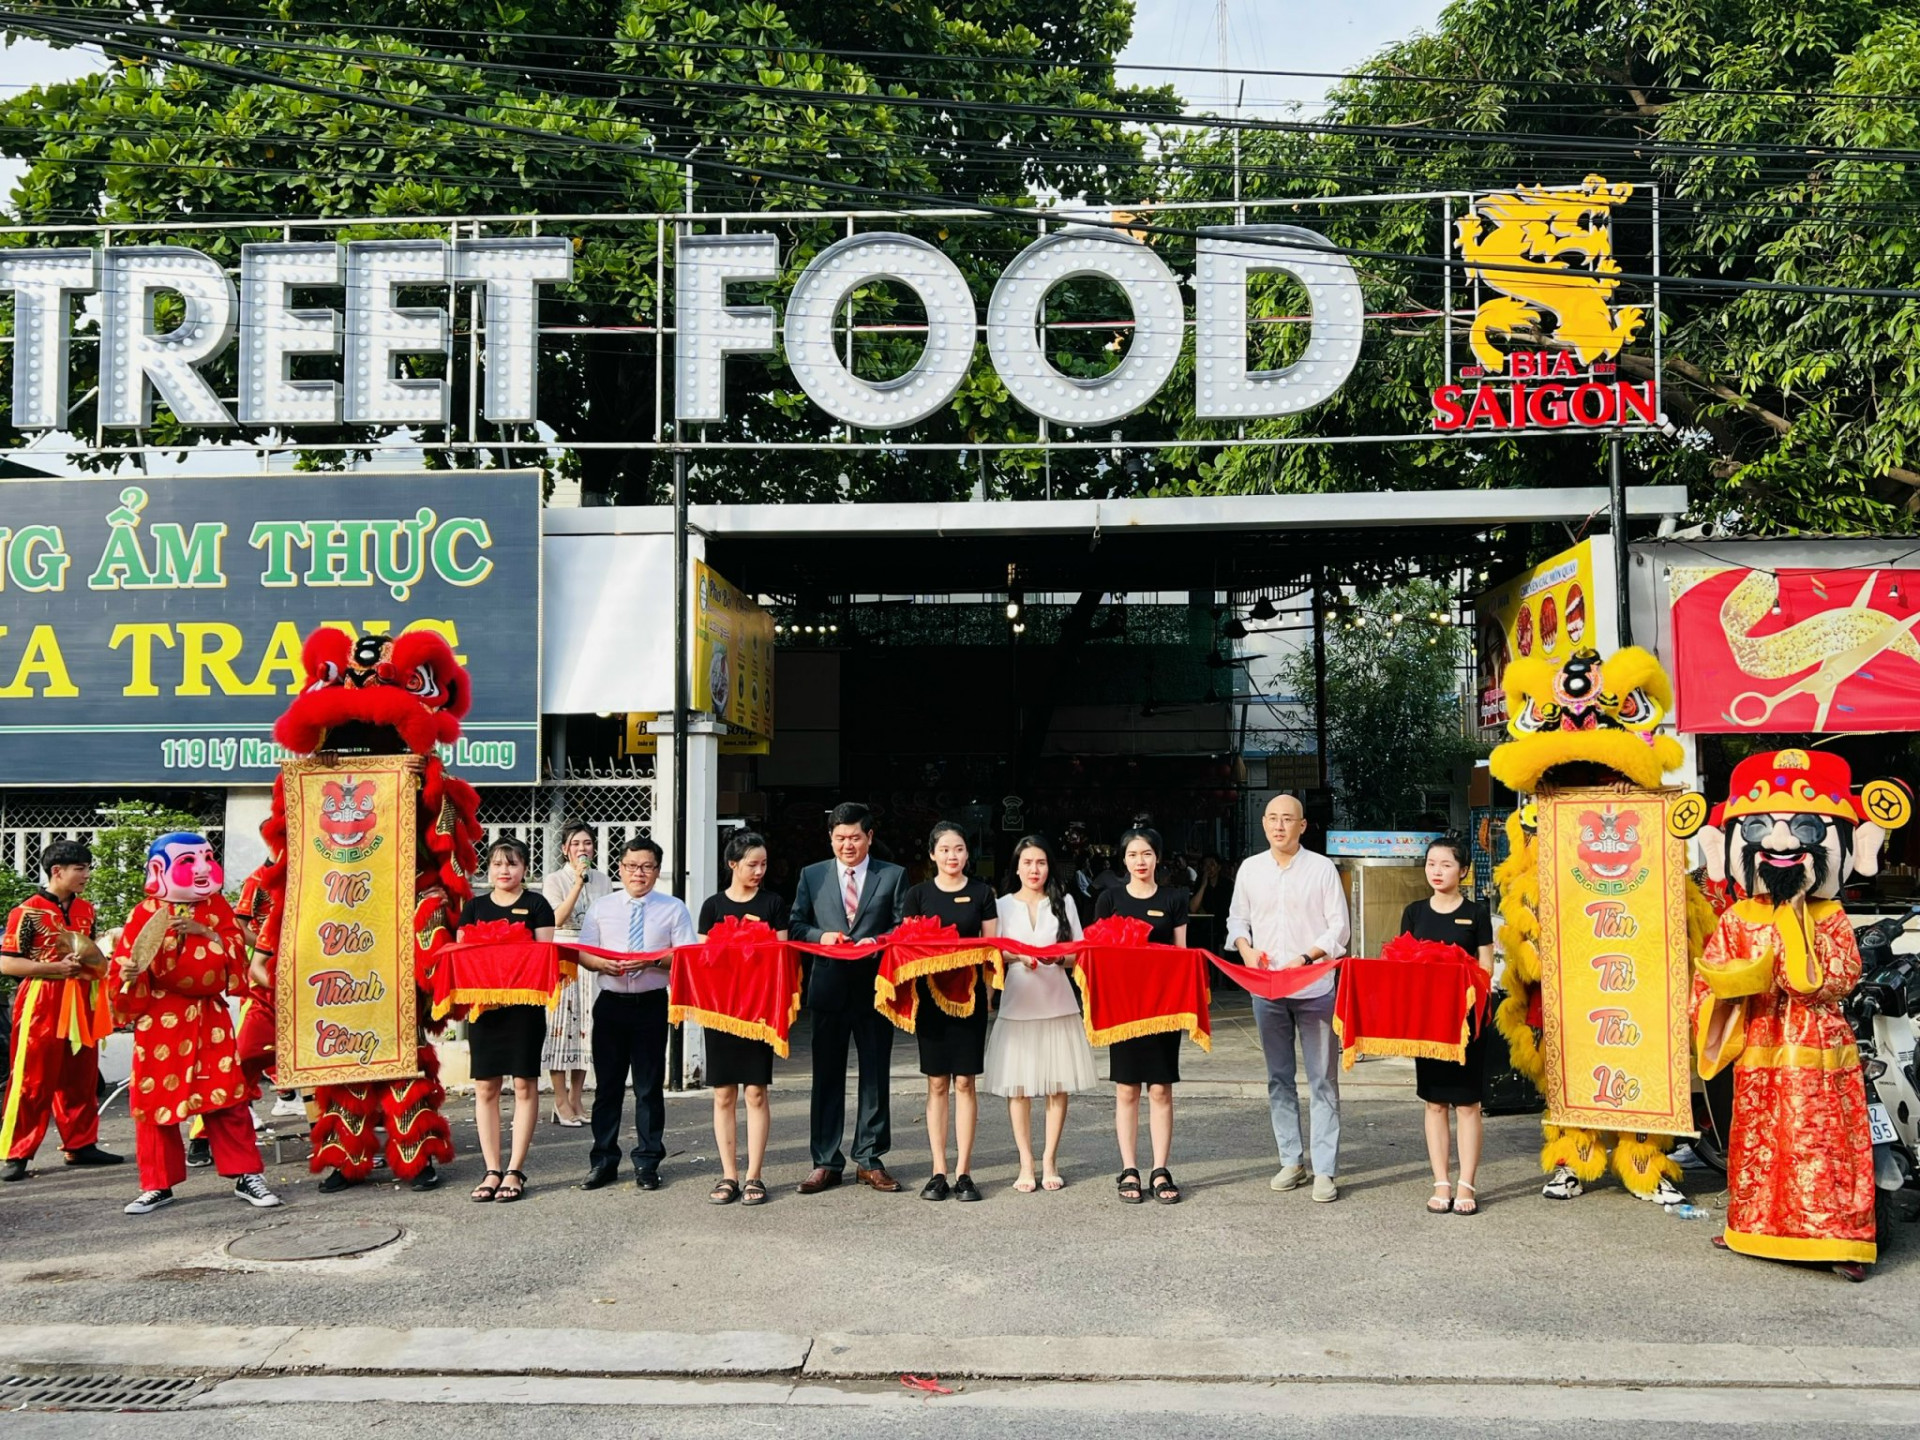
1876, 1189, 1897, 1252
1692, 1124, 1729, 1175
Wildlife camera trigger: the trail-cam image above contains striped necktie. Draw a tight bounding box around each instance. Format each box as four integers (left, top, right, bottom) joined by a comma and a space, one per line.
627, 895, 647, 951
844, 868, 860, 928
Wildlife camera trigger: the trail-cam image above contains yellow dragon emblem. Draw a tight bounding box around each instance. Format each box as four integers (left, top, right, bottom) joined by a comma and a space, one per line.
1458, 175, 1646, 375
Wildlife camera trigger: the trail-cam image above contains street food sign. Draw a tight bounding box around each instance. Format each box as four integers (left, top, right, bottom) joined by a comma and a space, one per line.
1431, 176, 1660, 434
0, 470, 540, 783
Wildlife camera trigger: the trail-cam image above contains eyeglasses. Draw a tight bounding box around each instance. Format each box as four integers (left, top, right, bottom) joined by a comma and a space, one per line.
619, 862, 659, 874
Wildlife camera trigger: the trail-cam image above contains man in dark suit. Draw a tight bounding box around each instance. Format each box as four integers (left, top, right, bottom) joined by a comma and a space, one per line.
789, 802, 907, 1194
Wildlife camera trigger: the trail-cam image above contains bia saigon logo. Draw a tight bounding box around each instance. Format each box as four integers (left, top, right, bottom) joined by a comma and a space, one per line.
313, 777, 385, 863
1431, 175, 1657, 433
1570, 805, 1648, 896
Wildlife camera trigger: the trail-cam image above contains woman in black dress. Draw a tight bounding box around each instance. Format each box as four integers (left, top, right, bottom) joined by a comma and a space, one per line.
460, 837, 556, 1203
1398, 835, 1494, 1216
1094, 826, 1190, 1205
900, 822, 998, 1203
696, 830, 788, 1207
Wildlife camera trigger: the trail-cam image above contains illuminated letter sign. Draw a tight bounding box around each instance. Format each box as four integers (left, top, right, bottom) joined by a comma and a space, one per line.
1193, 225, 1364, 419
239, 242, 345, 427
0, 248, 95, 430
100, 246, 238, 429
987, 231, 1184, 427
784, 234, 976, 428
675, 234, 780, 424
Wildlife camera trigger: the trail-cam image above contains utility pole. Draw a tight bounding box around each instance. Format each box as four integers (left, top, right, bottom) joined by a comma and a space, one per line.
1608, 435, 1631, 646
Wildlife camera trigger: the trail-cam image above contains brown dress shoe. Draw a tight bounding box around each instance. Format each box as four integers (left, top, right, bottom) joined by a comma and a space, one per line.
856, 1165, 902, 1193
796, 1167, 842, 1195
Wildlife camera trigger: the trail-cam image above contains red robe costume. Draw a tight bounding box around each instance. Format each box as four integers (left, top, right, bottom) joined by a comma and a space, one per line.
111, 894, 264, 1189
1, 891, 108, 1161
259, 627, 480, 1184
1695, 898, 1877, 1264
232, 866, 280, 1100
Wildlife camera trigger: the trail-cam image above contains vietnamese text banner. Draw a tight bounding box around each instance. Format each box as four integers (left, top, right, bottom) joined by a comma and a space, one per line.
1536, 787, 1694, 1136
0, 470, 539, 783
274, 757, 421, 1087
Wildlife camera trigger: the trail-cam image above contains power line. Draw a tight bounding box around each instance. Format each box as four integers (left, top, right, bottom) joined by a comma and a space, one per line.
23, 2, 1920, 107
20, 11, 1920, 172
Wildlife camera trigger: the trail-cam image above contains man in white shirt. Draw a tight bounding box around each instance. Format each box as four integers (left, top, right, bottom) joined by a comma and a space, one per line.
1226, 793, 1351, 1202
575, 837, 695, 1192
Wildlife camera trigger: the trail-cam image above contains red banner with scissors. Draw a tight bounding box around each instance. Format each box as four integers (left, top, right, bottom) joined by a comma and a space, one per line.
1668, 565, 1920, 732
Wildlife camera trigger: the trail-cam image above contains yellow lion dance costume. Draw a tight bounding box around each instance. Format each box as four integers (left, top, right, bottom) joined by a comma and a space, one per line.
1490, 645, 1717, 1201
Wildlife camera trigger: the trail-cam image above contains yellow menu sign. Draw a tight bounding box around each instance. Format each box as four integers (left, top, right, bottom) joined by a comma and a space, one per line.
1535, 787, 1693, 1136
693, 559, 775, 738
1475, 539, 1600, 731
274, 755, 421, 1086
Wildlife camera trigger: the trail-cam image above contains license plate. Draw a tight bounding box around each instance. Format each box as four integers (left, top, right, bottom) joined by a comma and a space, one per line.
1869, 1103, 1899, 1146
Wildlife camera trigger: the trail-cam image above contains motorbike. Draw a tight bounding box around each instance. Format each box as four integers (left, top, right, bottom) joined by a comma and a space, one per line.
1847, 905, 1920, 1238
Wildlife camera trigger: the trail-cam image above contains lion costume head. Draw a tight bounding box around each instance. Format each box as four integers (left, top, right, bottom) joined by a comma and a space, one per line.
1490, 645, 1683, 795
274, 628, 470, 759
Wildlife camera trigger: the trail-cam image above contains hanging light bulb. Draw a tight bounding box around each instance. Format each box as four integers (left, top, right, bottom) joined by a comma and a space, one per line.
1390, 610, 1403, 624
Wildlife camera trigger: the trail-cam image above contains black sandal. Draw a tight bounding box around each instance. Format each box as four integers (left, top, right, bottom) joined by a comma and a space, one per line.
470, 1169, 504, 1202
495, 1168, 527, 1202
1150, 1167, 1181, 1204
709, 1178, 742, 1205
1116, 1167, 1144, 1204
741, 1178, 768, 1206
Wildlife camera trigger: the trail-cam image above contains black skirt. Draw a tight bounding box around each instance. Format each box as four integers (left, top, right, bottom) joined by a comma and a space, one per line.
914, 975, 990, 1077
706, 1028, 775, 1088
1109, 1030, 1181, 1086
467, 1004, 548, 1080
1415, 1023, 1490, 1106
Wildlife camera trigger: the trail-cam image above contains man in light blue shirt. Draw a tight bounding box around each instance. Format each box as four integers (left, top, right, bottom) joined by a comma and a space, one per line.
575, 837, 695, 1191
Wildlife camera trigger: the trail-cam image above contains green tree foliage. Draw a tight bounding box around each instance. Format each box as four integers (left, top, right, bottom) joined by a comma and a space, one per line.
1151, 0, 1920, 534
0, 1, 1175, 501
1283, 582, 1474, 828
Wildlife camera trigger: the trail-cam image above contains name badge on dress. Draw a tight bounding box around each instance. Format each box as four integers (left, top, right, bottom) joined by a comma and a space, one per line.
953, 896, 972, 903
512, 908, 529, 916
1456, 917, 1474, 925
1148, 909, 1165, 918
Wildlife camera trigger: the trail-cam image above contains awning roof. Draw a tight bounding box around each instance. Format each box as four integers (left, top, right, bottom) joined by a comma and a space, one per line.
544, 487, 1687, 600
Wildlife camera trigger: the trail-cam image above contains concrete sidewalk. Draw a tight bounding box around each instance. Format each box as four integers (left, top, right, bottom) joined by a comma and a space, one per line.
3, 1321, 1919, 1391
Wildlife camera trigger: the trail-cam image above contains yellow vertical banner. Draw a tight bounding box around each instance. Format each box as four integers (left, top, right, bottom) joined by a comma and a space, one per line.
692, 559, 775, 738
274, 755, 421, 1087
1536, 787, 1693, 1136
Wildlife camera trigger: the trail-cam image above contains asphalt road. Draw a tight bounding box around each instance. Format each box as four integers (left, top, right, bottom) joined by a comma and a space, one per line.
3, 1001, 1914, 1350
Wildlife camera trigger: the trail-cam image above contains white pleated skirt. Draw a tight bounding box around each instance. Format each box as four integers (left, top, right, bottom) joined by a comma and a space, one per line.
983, 1014, 1098, 1098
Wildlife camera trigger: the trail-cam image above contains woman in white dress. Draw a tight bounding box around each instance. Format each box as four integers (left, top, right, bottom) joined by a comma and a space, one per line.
539, 824, 612, 1126
986, 835, 1097, 1192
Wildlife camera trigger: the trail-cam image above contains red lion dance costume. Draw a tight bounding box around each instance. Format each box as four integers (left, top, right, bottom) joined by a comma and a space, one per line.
258, 628, 483, 1192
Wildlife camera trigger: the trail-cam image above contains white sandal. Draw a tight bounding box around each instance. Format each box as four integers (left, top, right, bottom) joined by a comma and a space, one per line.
1427, 1180, 1453, 1214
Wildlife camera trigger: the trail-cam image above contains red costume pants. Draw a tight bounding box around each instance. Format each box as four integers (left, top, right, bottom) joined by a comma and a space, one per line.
137, 1102, 260, 1190
2, 979, 101, 1160
310, 1045, 453, 1182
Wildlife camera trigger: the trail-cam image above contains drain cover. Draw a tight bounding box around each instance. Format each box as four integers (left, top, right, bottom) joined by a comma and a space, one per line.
2, 1374, 203, 1411
226, 1218, 402, 1261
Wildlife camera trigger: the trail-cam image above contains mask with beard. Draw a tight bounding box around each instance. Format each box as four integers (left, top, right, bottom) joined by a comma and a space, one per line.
1733, 812, 1843, 904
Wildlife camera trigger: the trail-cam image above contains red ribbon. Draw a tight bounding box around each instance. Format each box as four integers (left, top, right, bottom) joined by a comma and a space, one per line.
1332, 934, 1488, 1069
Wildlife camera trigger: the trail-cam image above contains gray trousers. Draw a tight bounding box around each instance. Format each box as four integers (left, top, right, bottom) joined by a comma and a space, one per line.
1252, 990, 1341, 1177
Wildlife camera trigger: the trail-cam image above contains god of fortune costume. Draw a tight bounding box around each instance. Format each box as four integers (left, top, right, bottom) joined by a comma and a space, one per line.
258, 627, 481, 1191
1689, 749, 1906, 1275
1489, 646, 1717, 1201
233, 864, 281, 1100
111, 832, 281, 1212
1, 878, 118, 1175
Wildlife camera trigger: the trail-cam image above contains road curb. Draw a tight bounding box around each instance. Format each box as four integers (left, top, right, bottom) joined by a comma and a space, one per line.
3, 1323, 1918, 1390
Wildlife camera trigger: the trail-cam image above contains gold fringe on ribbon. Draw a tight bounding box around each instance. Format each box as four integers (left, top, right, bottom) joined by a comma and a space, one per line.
450, 987, 564, 1009
1081, 1011, 1213, 1052
668, 1005, 793, 1059
873, 946, 1001, 1032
